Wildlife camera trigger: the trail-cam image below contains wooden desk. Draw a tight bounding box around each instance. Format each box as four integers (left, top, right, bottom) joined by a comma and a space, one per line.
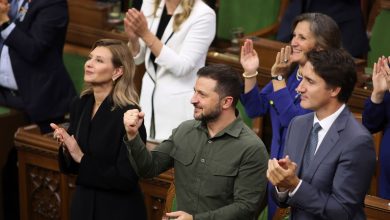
14, 125, 173, 220
365, 195, 390, 220
66, 0, 127, 48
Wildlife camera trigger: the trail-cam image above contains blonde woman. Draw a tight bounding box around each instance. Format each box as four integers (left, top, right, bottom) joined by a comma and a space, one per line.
51, 39, 147, 220
124, 0, 216, 141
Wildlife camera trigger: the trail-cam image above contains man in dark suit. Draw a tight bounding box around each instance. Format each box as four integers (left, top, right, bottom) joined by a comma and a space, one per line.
267, 49, 376, 219
277, 0, 368, 58
0, 0, 75, 219
0, 0, 76, 132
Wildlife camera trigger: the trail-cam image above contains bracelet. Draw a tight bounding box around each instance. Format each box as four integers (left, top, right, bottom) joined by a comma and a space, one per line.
242, 71, 258, 78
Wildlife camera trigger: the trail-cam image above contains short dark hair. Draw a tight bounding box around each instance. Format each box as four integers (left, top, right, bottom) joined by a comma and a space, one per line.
292, 13, 341, 50
197, 64, 243, 107
306, 49, 356, 102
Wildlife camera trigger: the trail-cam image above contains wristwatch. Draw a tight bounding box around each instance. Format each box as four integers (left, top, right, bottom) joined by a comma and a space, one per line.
271, 75, 284, 81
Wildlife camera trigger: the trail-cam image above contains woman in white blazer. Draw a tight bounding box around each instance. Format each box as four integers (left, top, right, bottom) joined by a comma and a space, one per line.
124, 0, 216, 141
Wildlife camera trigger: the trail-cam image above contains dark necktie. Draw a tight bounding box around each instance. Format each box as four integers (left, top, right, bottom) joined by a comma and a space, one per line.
303, 122, 322, 170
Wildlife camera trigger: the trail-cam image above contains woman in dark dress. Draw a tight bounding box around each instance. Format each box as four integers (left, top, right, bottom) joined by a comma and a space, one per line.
51, 39, 147, 220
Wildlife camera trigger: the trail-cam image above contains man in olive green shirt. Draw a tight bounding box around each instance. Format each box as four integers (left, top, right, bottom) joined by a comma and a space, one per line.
124, 64, 268, 220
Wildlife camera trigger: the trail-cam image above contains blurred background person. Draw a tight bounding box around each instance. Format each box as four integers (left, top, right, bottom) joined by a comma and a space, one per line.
51, 39, 147, 220
240, 13, 342, 220
0, 0, 75, 219
363, 56, 390, 200
0, 0, 75, 132
276, 0, 368, 58
124, 0, 216, 141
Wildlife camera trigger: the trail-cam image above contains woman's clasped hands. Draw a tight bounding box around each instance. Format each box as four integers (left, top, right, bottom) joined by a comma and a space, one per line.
50, 123, 84, 163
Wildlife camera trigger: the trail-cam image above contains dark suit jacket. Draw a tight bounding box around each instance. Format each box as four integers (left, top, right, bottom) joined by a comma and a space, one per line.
4, 0, 76, 122
58, 94, 147, 220
273, 107, 376, 219
276, 0, 369, 57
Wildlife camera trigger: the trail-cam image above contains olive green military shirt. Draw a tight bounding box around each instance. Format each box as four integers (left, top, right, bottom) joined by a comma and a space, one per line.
125, 117, 268, 220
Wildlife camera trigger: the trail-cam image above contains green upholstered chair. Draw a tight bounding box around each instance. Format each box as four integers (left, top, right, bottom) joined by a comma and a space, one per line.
0, 106, 10, 115
367, 9, 390, 67
217, 0, 281, 40
63, 53, 87, 94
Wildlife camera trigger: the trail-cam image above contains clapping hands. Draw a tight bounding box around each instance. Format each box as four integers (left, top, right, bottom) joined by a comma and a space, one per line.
271, 46, 292, 78
50, 123, 84, 163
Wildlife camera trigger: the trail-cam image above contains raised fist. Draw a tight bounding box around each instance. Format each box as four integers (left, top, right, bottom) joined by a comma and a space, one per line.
123, 109, 145, 140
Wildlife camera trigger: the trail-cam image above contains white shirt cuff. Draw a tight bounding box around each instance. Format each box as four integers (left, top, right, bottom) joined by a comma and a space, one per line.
288, 180, 302, 197
275, 186, 289, 201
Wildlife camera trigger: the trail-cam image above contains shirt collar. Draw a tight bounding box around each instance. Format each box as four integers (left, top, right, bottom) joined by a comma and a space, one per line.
194, 109, 244, 138
314, 104, 345, 132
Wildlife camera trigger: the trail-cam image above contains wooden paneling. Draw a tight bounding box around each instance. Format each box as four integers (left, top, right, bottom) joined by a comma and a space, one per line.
68, 0, 112, 30
66, 0, 127, 48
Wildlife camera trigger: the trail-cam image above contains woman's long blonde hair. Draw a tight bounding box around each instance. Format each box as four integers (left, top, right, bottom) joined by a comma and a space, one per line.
153, 0, 195, 32
81, 39, 139, 109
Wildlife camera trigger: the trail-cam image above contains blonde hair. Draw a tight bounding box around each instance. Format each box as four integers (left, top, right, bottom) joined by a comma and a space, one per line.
81, 39, 139, 109
153, 0, 195, 32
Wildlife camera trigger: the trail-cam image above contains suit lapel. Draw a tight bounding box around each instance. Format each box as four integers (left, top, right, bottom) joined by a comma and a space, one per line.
145, 0, 165, 80
295, 115, 314, 176
304, 108, 350, 181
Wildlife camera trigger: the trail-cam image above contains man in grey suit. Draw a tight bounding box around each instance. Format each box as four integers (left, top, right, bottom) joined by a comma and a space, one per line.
267, 49, 376, 219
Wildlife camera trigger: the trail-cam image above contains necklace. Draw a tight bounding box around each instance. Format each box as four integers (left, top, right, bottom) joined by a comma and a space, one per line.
296, 67, 303, 81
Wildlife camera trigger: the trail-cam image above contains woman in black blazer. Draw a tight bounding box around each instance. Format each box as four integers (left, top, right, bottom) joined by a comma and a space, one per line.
51, 39, 147, 220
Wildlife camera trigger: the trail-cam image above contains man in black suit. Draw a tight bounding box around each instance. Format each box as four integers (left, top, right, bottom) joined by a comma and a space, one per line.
0, 0, 76, 132
277, 0, 368, 58
0, 0, 75, 219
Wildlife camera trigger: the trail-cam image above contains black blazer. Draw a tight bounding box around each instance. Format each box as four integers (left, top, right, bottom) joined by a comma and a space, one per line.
4, 0, 76, 122
59, 94, 147, 220
276, 0, 369, 57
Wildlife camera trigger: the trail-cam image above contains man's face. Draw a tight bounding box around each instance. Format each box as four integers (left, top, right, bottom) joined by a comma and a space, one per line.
296, 62, 337, 112
191, 77, 223, 123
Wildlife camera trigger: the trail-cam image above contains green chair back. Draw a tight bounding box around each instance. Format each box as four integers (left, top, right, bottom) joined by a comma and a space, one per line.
237, 100, 252, 128
63, 53, 87, 94
217, 0, 280, 40
0, 106, 10, 115
367, 9, 390, 67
